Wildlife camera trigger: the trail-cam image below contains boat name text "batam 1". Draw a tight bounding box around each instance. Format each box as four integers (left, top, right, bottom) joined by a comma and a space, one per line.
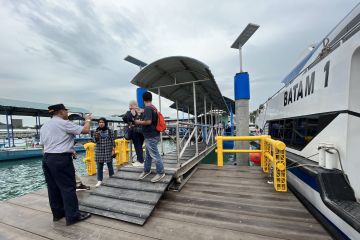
284, 61, 330, 106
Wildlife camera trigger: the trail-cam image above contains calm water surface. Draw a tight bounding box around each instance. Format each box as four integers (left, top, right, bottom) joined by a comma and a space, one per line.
0, 152, 87, 201
0, 140, 177, 201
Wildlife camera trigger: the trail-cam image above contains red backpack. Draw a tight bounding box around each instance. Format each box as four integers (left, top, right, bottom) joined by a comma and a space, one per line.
149, 105, 166, 132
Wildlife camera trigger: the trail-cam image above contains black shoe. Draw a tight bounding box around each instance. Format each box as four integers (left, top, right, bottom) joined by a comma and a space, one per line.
76, 183, 90, 191
53, 215, 64, 222
66, 212, 91, 226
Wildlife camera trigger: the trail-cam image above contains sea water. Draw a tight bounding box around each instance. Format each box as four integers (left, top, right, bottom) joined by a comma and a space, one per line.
0, 153, 87, 201
0, 140, 177, 201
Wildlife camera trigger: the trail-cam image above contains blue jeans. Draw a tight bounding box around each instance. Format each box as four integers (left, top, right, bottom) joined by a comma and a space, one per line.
144, 136, 164, 174
96, 161, 114, 181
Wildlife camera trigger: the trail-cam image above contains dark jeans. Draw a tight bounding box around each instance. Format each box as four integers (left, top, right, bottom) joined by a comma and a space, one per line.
132, 132, 144, 163
42, 153, 79, 222
96, 161, 114, 181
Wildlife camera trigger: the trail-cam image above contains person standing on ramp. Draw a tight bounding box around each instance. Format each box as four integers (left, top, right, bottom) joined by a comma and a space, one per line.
134, 92, 165, 183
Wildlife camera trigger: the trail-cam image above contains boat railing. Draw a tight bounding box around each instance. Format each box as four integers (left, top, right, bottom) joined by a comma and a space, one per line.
215, 135, 287, 192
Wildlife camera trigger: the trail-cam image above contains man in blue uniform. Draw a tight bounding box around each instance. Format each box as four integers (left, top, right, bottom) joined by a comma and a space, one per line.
40, 104, 92, 226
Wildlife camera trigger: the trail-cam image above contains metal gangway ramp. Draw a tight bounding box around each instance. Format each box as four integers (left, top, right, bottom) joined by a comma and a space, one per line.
78, 56, 230, 225
79, 167, 176, 225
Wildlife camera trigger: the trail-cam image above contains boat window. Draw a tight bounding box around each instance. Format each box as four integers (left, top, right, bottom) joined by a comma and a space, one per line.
268, 113, 338, 150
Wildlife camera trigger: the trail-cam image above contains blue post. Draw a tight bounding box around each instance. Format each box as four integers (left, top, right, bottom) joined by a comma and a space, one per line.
5, 112, 10, 148
136, 87, 147, 108
234, 72, 250, 100
10, 114, 15, 147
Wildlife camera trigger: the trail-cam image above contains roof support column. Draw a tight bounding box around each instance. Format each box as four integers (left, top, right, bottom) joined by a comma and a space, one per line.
176, 100, 180, 163
193, 82, 198, 156
10, 114, 15, 147
5, 111, 10, 148
204, 97, 207, 145
187, 107, 190, 123
35, 115, 39, 138
210, 103, 213, 145
158, 88, 164, 155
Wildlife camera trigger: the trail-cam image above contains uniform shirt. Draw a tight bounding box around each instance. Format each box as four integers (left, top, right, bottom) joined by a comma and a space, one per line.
142, 106, 159, 139
40, 116, 83, 153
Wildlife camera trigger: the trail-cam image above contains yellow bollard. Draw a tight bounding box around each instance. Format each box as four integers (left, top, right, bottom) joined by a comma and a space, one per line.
216, 136, 223, 167
114, 139, 123, 167
83, 142, 96, 176
123, 139, 129, 164
114, 138, 130, 167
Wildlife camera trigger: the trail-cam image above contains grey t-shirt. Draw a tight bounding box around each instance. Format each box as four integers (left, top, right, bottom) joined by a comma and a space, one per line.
142, 106, 160, 139
40, 116, 83, 153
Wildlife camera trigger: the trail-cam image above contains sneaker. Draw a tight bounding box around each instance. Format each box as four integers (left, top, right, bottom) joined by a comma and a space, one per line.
95, 181, 102, 187
76, 183, 90, 191
151, 173, 165, 183
137, 171, 151, 180
132, 161, 144, 167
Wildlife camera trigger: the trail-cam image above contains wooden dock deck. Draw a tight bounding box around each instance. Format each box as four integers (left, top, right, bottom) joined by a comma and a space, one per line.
0, 164, 331, 240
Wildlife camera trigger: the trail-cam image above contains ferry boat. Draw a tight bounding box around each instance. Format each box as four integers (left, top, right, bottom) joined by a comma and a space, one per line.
255, 4, 360, 239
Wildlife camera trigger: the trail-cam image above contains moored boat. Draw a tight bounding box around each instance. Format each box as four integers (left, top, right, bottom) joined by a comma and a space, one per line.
255, 3, 360, 239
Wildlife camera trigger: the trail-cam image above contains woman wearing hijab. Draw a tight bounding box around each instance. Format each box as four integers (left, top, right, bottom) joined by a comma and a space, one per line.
94, 117, 115, 187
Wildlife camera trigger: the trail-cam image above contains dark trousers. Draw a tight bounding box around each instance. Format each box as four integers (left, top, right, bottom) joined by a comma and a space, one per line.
132, 132, 144, 163
96, 161, 114, 181
42, 153, 79, 222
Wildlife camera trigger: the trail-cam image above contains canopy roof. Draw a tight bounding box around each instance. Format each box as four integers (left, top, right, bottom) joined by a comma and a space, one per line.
223, 96, 235, 114
169, 96, 234, 115
0, 97, 89, 117
92, 115, 123, 123
130, 56, 228, 115
68, 114, 123, 123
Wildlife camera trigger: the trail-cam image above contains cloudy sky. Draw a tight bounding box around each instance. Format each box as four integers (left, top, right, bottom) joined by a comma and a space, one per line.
0, 0, 358, 125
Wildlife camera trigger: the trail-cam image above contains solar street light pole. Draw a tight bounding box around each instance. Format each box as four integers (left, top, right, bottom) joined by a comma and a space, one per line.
124, 55, 148, 108
231, 23, 259, 165
239, 47, 243, 73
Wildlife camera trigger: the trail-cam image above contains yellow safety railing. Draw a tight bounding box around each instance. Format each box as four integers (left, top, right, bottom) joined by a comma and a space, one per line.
215, 135, 287, 192
83, 142, 96, 176
83, 138, 130, 175
114, 138, 130, 167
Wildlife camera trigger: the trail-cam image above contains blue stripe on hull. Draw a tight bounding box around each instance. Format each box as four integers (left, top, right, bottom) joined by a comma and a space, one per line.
288, 167, 320, 192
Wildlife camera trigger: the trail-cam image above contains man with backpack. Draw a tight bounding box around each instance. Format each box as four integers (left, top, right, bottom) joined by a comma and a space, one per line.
134, 91, 165, 183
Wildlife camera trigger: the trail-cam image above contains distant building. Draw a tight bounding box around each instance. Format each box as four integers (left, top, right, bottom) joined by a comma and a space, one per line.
12, 119, 23, 128
0, 119, 23, 129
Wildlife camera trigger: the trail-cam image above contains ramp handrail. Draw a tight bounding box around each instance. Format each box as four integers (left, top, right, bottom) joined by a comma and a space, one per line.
215, 135, 287, 192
